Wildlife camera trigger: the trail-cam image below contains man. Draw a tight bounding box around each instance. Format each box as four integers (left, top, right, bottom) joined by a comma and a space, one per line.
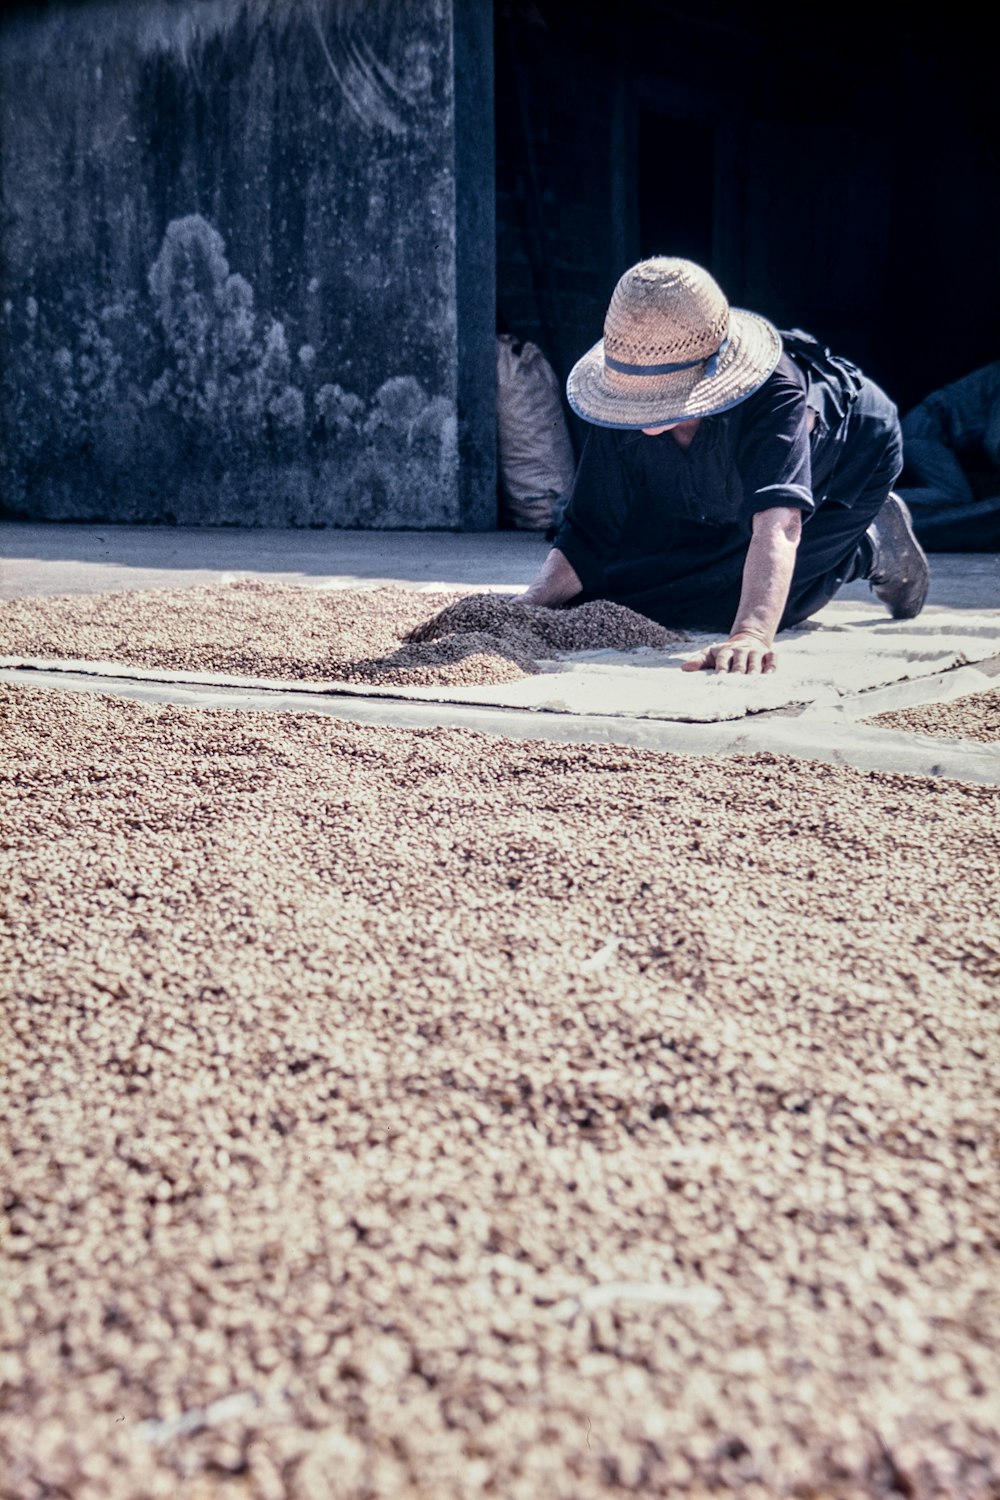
521, 257, 930, 674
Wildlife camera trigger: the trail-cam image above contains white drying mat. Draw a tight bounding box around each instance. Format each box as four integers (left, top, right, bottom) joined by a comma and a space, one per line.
433, 610, 1000, 722
3, 608, 998, 724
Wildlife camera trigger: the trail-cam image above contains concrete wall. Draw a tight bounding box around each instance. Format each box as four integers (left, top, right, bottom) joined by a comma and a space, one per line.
0, 0, 496, 528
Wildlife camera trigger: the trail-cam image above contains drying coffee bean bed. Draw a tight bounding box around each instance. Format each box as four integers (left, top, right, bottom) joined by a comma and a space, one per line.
2, 684, 998, 1499
866, 687, 1000, 744
0, 582, 684, 688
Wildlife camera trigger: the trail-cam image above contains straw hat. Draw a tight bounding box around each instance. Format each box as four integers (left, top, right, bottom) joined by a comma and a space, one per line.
566, 257, 782, 428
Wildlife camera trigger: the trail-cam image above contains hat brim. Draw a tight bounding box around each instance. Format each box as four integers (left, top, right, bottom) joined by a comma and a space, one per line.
566, 308, 783, 428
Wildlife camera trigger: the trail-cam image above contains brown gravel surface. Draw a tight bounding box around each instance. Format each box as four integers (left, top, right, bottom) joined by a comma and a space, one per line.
2, 683, 998, 1500
866, 687, 1000, 744
0, 582, 683, 689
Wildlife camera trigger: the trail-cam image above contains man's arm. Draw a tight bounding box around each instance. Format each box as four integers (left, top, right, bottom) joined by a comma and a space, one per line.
682, 506, 802, 674
520, 547, 583, 607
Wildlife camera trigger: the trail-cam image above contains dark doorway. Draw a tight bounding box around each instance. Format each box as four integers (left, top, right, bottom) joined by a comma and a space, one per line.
637, 109, 715, 270
494, 1, 1000, 417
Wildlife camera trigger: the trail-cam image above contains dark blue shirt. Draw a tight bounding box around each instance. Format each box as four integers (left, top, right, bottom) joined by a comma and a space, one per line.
554, 332, 874, 611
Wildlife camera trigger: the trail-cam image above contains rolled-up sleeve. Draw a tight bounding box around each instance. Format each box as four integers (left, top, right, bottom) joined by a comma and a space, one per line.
736, 366, 815, 520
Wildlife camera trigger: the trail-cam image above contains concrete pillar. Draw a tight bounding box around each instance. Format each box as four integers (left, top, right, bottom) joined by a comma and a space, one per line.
0, 0, 496, 530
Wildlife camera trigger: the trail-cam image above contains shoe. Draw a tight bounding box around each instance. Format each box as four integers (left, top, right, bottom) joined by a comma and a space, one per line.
865, 492, 930, 619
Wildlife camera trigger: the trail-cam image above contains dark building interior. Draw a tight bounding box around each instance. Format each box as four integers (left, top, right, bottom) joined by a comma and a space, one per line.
494, 0, 999, 453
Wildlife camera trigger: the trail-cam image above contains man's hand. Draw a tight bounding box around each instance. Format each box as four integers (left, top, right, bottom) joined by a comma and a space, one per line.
682, 507, 801, 675
681, 630, 777, 674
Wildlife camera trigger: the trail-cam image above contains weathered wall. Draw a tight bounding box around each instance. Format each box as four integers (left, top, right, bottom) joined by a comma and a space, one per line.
0, 0, 495, 528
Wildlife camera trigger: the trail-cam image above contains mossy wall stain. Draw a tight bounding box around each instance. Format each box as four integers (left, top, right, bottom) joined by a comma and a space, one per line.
0, 1, 466, 527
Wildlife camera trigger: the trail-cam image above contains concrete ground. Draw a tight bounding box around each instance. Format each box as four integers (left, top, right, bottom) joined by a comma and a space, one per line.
0, 522, 551, 598
2, 520, 998, 608
2, 523, 998, 782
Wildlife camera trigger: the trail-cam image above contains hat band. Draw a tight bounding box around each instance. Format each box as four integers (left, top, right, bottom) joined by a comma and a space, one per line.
604, 337, 731, 380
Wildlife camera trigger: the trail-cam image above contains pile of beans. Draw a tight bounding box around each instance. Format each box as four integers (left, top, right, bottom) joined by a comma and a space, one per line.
406, 592, 685, 654
0, 582, 684, 689
2, 682, 998, 1499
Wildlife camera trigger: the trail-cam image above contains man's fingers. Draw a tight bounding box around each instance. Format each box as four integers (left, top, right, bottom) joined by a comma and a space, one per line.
729, 648, 772, 674
739, 647, 777, 673
681, 643, 778, 674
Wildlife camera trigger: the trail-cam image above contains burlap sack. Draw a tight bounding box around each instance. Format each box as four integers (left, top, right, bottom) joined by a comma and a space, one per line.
496, 334, 576, 530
